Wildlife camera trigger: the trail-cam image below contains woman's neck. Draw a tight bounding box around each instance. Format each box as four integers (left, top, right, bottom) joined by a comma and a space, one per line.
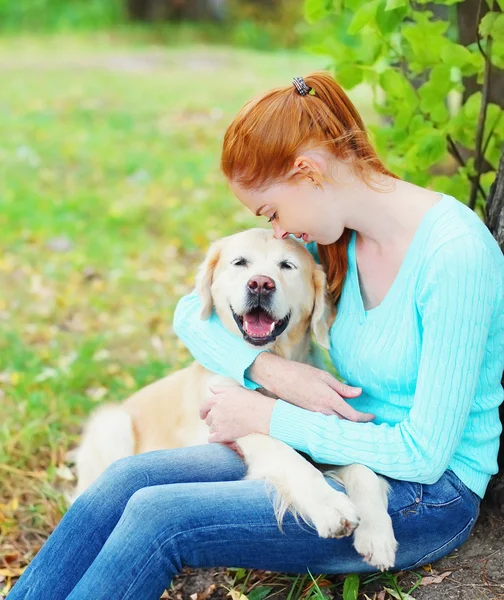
337, 176, 442, 253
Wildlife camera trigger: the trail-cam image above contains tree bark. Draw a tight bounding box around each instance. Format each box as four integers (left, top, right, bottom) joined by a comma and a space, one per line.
484, 152, 504, 513
458, 0, 504, 108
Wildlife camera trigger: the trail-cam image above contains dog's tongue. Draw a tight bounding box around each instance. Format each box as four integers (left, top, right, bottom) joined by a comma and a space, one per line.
244, 311, 275, 337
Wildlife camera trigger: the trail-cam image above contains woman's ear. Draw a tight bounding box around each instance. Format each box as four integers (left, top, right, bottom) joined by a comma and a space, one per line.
311, 265, 336, 349
293, 155, 324, 188
195, 240, 223, 320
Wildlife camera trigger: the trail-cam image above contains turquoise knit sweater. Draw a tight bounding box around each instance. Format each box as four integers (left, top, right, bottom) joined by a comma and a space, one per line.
173, 194, 504, 498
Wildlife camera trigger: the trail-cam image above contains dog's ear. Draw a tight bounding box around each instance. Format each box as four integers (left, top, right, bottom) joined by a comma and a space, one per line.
311, 265, 336, 349
195, 240, 223, 320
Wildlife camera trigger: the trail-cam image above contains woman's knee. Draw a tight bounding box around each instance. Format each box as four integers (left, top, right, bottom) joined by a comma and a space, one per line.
76, 455, 149, 512
119, 483, 216, 541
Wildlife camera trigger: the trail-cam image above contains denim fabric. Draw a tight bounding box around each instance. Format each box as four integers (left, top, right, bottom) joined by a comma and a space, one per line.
8, 444, 481, 600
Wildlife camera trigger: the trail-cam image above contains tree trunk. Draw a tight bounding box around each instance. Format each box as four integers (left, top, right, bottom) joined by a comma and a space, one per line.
126, 0, 225, 21
458, 0, 504, 108
484, 152, 504, 513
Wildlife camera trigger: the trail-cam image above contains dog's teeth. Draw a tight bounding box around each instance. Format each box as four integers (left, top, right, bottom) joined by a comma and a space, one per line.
269, 322, 275, 334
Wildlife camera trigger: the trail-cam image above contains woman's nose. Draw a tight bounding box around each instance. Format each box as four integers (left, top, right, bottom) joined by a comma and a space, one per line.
272, 221, 289, 240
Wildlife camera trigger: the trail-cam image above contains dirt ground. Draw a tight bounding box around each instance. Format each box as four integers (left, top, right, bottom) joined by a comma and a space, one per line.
167, 499, 504, 600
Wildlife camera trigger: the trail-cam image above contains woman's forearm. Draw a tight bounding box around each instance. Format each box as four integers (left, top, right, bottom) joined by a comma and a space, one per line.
173, 290, 266, 390
247, 352, 284, 393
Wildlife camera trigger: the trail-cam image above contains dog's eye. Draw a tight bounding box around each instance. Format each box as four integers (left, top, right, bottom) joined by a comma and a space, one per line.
279, 261, 296, 270
232, 258, 248, 267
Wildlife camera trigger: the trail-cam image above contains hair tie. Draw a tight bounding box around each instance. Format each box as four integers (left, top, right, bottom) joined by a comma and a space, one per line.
292, 76, 312, 96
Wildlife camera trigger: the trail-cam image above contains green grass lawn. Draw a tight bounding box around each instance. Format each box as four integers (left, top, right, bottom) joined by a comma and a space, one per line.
0, 31, 406, 599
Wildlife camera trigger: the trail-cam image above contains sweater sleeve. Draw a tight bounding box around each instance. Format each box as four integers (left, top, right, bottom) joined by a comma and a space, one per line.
173, 289, 264, 390
269, 236, 500, 484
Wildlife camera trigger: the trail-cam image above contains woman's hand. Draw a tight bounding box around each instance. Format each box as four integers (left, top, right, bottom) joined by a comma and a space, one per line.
200, 386, 276, 443
249, 353, 375, 422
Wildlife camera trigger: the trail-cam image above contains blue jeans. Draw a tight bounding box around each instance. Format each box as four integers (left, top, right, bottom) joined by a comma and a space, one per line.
8, 444, 481, 600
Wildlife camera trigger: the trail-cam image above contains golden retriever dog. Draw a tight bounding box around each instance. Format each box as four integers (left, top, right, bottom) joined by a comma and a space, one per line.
70, 228, 397, 570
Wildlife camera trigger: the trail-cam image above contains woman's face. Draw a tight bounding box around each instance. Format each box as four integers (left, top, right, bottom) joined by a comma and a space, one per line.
229, 178, 345, 245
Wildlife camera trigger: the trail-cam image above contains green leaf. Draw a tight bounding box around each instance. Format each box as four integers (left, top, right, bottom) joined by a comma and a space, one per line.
376, 1, 409, 34
440, 43, 474, 69
248, 587, 273, 600
447, 112, 477, 149
335, 63, 364, 89
408, 114, 429, 134
418, 65, 451, 123
483, 103, 503, 145
479, 12, 498, 37
383, 588, 416, 600
380, 69, 418, 107
342, 573, 360, 600
385, 0, 407, 9
463, 92, 482, 120
492, 40, 504, 69
303, 0, 332, 24
348, 0, 380, 34
402, 19, 449, 67
406, 129, 447, 169
493, 14, 504, 38
232, 568, 247, 581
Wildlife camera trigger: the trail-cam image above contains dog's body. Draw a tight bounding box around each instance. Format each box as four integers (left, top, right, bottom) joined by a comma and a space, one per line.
71, 229, 397, 570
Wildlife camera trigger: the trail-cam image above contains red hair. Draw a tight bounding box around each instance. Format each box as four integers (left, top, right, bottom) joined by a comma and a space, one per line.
221, 72, 399, 305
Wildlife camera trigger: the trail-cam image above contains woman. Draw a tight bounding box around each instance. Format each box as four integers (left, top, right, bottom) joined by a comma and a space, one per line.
9, 73, 503, 600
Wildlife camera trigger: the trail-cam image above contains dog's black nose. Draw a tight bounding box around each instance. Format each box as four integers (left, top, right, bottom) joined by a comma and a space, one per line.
247, 275, 276, 295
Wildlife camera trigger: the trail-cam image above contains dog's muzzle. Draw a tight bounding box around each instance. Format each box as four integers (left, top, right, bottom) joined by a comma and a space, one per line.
231, 306, 291, 346
231, 275, 291, 346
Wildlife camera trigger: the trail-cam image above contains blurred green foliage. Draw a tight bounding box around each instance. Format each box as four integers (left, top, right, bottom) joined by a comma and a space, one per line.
0, 0, 124, 31
302, 0, 504, 213
0, 0, 306, 49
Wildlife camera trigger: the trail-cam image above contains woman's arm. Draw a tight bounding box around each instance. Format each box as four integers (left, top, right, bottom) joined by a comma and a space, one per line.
173, 289, 265, 390
268, 236, 503, 484
174, 290, 370, 419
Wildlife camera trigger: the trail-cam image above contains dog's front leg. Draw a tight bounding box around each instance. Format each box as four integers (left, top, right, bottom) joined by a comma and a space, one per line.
325, 465, 397, 571
236, 433, 360, 539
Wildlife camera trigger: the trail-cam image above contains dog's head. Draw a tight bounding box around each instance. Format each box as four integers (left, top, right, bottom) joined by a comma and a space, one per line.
195, 228, 335, 351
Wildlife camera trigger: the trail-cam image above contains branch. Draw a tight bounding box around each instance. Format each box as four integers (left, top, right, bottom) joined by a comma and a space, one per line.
476, 0, 488, 61
469, 36, 493, 210
446, 134, 487, 202
482, 112, 502, 159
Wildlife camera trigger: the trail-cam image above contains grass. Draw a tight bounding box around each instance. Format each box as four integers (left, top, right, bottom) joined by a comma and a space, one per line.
0, 30, 406, 599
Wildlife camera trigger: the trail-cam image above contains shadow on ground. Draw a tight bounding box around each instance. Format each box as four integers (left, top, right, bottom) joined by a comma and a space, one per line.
168, 501, 504, 600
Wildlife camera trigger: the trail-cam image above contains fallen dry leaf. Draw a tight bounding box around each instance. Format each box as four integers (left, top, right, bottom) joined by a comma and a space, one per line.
0, 567, 25, 577
419, 571, 452, 586
227, 589, 248, 600
55, 464, 75, 481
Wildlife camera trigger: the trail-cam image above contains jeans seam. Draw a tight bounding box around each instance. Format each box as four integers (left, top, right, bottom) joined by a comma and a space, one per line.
389, 482, 422, 517
120, 522, 295, 600
421, 495, 462, 508
402, 516, 475, 570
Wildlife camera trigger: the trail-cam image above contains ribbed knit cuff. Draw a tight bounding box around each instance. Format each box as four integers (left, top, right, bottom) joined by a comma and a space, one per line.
220, 345, 264, 390
269, 400, 323, 454
202, 311, 265, 390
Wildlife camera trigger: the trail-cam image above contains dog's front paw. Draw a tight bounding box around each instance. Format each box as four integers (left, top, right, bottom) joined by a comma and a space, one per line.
353, 515, 397, 571
309, 486, 361, 539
